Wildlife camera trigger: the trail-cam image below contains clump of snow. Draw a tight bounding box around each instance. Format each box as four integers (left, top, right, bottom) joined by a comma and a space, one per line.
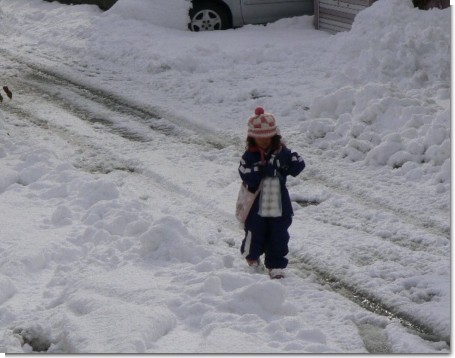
73, 179, 119, 209
0, 275, 16, 305
0, 166, 18, 193
223, 280, 293, 317
51, 205, 73, 226
140, 216, 211, 263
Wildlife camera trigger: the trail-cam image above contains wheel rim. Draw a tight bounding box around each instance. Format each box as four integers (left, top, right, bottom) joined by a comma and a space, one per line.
190, 9, 222, 31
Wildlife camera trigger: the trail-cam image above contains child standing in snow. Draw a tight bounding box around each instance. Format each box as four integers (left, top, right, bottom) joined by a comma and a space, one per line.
238, 107, 305, 279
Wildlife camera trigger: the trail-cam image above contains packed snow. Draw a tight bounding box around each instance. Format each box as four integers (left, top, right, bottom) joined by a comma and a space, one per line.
0, 0, 450, 353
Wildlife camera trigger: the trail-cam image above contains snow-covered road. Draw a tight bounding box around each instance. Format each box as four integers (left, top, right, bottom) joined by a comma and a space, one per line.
0, 0, 450, 353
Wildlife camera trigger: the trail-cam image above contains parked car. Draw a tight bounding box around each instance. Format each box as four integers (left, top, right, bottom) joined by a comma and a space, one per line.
43, 0, 117, 11
188, 0, 314, 31
413, 0, 449, 9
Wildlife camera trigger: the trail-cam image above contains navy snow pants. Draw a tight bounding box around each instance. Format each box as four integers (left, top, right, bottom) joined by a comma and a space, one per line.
241, 213, 292, 269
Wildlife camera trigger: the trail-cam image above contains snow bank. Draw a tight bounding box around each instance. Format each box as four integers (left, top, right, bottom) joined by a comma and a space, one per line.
302, 0, 449, 187
332, 0, 450, 88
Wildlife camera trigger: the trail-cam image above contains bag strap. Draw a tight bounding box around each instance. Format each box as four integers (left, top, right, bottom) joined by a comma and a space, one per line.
243, 179, 264, 194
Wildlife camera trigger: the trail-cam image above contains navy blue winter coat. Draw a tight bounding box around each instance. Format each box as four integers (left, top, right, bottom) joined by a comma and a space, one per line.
239, 146, 305, 217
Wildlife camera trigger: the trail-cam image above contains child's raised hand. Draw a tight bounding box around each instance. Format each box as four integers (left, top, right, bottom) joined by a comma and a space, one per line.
265, 155, 281, 177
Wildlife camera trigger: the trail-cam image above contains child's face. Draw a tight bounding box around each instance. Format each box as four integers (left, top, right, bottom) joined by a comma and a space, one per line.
255, 137, 272, 149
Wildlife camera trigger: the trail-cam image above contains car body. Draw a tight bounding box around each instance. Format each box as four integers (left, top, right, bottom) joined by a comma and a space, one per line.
189, 0, 314, 31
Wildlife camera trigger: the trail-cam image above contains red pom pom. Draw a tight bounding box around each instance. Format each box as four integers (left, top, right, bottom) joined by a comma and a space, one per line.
255, 107, 265, 116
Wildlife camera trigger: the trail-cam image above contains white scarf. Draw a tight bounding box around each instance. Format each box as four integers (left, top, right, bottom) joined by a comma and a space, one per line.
258, 176, 282, 217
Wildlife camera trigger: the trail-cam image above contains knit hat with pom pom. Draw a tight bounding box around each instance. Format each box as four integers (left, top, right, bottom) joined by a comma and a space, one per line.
247, 107, 278, 138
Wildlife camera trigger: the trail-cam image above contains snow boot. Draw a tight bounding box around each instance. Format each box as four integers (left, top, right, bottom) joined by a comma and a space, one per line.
269, 268, 285, 279
247, 258, 259, 267
247, 258, 264, 273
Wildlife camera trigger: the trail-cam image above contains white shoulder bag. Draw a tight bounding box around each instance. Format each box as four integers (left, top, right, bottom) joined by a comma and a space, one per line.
235, 181, 262, 224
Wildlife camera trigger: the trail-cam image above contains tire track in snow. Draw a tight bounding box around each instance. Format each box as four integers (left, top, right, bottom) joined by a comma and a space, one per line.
1, 103, 138, 175
6, 49, 448, 243
288, 208, 450, 346
289, 256, 448, 346
1, 49, 232, 150
300, 205, 448, 257
299, 169, 449, 241
1, 92, 241, 239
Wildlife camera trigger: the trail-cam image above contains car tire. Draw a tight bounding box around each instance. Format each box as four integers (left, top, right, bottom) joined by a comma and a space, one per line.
189, 2, 231, 31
